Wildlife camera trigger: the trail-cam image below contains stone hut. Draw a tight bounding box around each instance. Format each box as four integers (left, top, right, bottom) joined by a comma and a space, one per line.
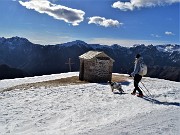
79, 51, 114, 82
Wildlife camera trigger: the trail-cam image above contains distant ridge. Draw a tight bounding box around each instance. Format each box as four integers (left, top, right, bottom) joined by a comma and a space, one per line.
0, 36, 30, 45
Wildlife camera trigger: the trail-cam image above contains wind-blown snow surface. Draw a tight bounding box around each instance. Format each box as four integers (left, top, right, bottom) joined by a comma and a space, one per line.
0, 72, 179, 135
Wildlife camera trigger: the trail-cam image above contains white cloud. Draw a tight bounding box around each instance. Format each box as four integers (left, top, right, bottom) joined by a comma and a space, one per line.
151, 34, 161, 38
112, 0, 180, 11
165, 31, 175, 35
49, 0, 58, 2
88, 16, 123, 27
19, 0, 85, 26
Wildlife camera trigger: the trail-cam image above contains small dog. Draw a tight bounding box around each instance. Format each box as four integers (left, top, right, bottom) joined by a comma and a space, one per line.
107, 81, 124, 93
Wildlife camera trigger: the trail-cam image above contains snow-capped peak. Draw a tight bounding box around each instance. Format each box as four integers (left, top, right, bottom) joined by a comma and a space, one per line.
156, 44, 180, 53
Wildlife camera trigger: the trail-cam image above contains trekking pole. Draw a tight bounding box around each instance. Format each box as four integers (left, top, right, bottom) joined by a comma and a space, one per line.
138, 85, 150, 97
140, 81, 153, 98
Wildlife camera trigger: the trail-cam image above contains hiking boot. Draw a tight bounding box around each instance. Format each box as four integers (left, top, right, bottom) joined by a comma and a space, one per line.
137, 94, 144, 97
131, 92, 136, 95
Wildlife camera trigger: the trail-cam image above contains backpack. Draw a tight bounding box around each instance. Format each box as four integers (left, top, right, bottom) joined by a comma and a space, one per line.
139, 63, 147, 76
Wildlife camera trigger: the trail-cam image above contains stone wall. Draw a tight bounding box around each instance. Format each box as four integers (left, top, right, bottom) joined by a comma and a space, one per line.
82, 59, 113, 82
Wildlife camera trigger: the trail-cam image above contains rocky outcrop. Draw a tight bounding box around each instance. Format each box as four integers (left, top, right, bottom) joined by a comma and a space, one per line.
0, 64, 29, 80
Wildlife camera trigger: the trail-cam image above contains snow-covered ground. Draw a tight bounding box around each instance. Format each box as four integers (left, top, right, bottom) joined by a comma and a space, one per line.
0, 72, 179, 135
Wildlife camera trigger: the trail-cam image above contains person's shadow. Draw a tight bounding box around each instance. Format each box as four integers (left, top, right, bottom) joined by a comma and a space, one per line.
142, 96, 180, 107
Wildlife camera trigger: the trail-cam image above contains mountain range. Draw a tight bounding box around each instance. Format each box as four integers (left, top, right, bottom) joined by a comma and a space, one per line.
0, 36, 179, 81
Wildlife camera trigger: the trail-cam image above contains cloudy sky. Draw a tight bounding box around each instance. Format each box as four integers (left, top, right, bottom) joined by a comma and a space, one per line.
0, 0, 179, 46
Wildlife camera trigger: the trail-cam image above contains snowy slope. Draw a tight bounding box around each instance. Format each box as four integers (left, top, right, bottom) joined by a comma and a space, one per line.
0, 72, 179, 135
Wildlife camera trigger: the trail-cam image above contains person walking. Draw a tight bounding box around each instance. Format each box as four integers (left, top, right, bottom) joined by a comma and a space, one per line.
131, 54, 144, 97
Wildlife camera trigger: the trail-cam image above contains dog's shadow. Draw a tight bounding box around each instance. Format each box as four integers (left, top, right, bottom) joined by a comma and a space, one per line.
118, 81, 131, 86
100, 81, 131, 86
113, 92, 127, 95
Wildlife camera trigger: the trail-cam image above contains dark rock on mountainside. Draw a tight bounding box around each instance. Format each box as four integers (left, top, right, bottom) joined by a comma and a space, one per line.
147, 66, 180, 82
0, 64, 29, 80
0, 36, 179, 81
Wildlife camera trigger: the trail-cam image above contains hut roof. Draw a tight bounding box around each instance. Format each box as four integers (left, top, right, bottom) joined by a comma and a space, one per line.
79, 51, 114, 62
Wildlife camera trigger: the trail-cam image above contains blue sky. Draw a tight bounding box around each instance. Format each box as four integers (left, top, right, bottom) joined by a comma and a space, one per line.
0, 0, 179, 46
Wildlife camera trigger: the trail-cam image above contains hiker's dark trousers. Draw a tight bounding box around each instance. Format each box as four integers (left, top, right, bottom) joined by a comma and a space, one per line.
133, 74, 142, 94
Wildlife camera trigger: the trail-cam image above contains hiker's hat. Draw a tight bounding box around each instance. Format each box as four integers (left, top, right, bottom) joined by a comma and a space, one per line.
136, 54, 141, 58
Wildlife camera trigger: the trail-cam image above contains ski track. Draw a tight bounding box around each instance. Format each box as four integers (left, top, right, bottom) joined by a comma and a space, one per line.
0, 72, 179, 135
